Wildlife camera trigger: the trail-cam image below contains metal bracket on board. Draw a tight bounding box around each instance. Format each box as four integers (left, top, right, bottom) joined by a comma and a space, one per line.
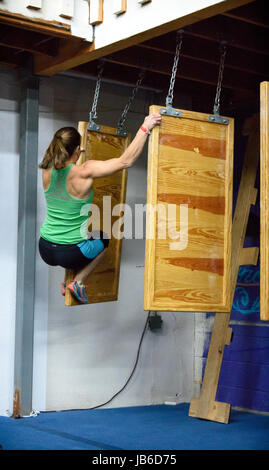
88, 121, 101, 132
160, 106, 182, 118
116, 129, 128, 137
209, 107, 229, 125
209, 113, 229, 125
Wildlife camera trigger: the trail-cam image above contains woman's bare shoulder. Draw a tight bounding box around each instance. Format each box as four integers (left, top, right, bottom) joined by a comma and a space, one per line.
42, 168, 51, 191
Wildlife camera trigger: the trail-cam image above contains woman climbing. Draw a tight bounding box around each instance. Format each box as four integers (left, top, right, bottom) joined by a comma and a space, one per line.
39, 112, 161, 304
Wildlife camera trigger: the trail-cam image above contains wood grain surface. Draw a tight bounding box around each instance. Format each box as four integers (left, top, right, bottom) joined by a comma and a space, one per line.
189, 114, 260, 423
65, 122, 129, 306
260, 82, 269, 321
144, 105, 234, 312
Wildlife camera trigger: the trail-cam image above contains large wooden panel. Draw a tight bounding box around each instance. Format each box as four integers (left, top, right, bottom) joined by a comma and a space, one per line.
260, 82, 269, 321
65, 122, 129, 306
144, 105, 234, 312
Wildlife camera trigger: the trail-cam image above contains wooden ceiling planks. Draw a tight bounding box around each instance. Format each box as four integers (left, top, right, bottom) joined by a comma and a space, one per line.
222, 0, 269, 28
104, 45, 263, 94
0, 24, 59, 57
0, 1, 267, 109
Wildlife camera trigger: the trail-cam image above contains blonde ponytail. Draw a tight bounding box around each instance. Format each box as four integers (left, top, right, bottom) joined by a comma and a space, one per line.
39, 127, 81, 170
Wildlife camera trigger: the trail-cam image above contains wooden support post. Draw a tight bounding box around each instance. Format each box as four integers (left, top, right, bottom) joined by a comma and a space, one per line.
260, 82, 269, 321
239, 247, 259, 266
189, 115, 260, 424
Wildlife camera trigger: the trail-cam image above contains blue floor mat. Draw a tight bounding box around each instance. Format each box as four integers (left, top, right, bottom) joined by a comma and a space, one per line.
0, 403, 268, 450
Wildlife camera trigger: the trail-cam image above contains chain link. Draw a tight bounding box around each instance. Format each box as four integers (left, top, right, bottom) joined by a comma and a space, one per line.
117, 70, 145, 132
213, 41, 227, 116
166, 30, 184, 108
89, 60, 105, 123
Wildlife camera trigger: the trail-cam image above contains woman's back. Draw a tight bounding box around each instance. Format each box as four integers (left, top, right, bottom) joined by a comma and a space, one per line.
40, 164, 94, 244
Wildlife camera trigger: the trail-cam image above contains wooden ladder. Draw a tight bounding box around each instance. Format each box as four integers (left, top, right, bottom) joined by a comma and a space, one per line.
189, 114, 260, 424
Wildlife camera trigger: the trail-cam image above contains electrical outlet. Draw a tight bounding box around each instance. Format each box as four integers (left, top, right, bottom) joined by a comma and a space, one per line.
148, 312, 163, 330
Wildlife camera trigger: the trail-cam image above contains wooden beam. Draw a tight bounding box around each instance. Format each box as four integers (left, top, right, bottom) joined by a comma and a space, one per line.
0, 49, 29, 68
231, 115, 260, 290
189, 114, 260, 424
0, 60, 18, 69
260, 81, 269, 321
0, 25, 59, 57
89, 0, 104, 25
0, 9, 72, 38
34, 37, 95, 75
189, 314, 232, 424
113, 0, 127, 16
27, 1, 42, 10
250, 187, 258, 205
185, 15, 269, 56
105, 46, 260, 93
33, 0, 256, 76
239, 246, 259, 266
73, 55, 258, 114
72, 59, 245, 112
72, 59, 165, 90
222, 0, 269, 28
140, 33, 269, 78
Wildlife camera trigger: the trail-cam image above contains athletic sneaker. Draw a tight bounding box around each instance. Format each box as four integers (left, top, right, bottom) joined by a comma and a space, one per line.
61, 282, 66, 296
67, 280, 88, 304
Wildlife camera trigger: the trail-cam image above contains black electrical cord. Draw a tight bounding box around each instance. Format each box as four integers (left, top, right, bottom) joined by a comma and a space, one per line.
87, 311, 150, 411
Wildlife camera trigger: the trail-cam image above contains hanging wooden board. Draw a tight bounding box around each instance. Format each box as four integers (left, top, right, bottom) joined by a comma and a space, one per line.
260, 82, 269, 321
65, 122, 129, 306
144, 105, 234, 312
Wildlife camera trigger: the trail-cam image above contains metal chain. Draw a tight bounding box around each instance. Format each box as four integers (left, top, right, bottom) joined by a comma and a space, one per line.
89, 60, 105, 123
213, 41, 227, 116
117, 70, 145, 132
166, 29, 184, 108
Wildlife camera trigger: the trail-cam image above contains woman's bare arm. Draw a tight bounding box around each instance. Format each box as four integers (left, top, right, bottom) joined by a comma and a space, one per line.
80, 113, 161, 179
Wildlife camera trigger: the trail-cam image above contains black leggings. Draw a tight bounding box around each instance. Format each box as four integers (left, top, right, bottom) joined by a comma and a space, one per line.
39, 233, 109, 271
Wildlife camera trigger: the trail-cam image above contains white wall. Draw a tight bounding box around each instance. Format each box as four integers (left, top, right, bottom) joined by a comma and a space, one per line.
0, 68, 20, 416
0, 66, 198, 415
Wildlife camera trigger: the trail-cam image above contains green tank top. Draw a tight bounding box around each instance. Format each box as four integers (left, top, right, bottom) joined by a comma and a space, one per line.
40, 164, 94, 244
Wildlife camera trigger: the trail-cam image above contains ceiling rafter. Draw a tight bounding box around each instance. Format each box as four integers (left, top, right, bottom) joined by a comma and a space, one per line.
139, 33, 269, 78
221, 0, 269, 28
184, 15, 269, 55
103, 45, 262, 93
0, 24, 59, 57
